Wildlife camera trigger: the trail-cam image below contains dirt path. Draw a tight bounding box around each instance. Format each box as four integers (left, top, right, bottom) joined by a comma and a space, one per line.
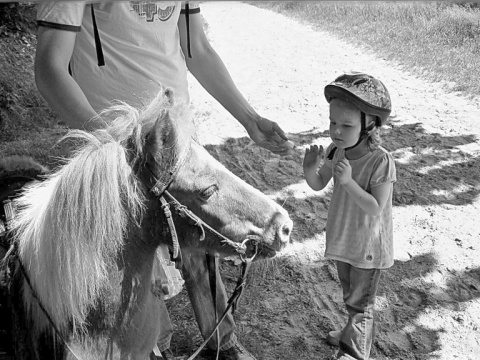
167, 3, 480, 360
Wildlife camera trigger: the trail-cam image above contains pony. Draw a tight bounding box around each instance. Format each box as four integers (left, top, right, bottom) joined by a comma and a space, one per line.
1, 88, 293, 360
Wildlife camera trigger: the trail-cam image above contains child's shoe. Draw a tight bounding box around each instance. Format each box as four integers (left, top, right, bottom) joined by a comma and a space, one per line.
326, 330, 341, 346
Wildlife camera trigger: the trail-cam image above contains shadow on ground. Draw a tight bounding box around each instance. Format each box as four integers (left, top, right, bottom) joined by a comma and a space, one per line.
205, 122, 480, 210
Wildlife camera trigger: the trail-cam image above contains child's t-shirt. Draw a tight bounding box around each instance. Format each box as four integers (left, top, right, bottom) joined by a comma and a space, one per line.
36, 1, 196, 112
324, 144, 397, 269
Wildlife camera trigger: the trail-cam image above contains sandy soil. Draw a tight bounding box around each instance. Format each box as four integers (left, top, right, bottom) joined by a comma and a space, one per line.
165, 3, 480, 360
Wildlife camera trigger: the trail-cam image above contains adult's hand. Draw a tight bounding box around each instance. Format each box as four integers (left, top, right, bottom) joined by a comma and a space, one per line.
246, 117, 295, 156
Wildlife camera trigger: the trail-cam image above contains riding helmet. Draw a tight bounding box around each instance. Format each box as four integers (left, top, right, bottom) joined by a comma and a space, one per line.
324, 72, 392, 126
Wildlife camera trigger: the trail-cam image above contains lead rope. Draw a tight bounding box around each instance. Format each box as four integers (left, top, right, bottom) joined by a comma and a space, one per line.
186, 239, 258, 360
207, 253, 220, 360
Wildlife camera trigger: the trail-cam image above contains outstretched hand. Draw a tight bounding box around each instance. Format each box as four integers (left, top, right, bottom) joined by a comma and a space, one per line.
303, 144, 324, 171
246, 117, 295, 156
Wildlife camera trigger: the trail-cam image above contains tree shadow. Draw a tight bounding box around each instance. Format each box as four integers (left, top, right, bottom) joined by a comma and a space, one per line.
203, 128, 329, 194
374, 252, 442, 358
443, 266, 480, 304
375, 252, 480, 358
199, 126, 480, 358
204, 129, 331, 245
383, 122, 479, 206
204, 122, 479, 249
205, 122, 480, 212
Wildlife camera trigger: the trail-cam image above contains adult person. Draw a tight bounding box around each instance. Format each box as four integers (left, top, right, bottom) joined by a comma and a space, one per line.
34, 2, 294, 360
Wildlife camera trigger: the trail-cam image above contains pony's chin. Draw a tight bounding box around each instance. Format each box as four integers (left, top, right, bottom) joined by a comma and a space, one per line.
255, 245, 277, 259
221, 244, 277, 261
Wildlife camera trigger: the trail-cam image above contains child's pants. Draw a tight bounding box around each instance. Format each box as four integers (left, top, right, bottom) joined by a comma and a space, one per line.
336, 261, 382, 360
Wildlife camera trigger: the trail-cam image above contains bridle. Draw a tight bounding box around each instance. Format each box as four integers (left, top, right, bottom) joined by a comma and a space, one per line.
145, 139, 261, 260
143, 139, 262, 360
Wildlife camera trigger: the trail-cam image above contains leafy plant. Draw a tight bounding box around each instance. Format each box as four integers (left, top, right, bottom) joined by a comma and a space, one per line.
0, 2, 37, 37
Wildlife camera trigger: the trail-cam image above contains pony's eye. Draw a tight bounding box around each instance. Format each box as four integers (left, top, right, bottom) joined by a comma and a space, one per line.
199, 185, 218, 200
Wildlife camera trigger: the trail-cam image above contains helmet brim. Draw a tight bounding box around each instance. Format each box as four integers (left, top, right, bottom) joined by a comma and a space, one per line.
325, 84, 391, 124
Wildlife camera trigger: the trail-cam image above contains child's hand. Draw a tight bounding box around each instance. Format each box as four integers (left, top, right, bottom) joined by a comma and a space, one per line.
303, 145, 324, 171
334, 158, 352, 185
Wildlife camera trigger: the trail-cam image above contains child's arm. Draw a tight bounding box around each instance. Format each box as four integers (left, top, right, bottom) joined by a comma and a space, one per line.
335, 158, 392, 216
303, 145, 332, 191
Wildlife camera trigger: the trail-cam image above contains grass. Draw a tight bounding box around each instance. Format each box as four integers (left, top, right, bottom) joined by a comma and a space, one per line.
252, 1, 480, 97
0, 3, 72, 168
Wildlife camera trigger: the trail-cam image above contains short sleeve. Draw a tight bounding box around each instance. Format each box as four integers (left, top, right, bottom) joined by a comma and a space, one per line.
370, 152, 397, 187
181, 2, 201, 13
37, 1, 87, 31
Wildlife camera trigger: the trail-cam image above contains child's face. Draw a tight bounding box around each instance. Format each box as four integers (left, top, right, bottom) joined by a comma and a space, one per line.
329, 98, 362, 149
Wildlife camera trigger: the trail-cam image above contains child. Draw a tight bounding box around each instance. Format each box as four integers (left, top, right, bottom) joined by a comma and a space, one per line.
303, 72, 396, 360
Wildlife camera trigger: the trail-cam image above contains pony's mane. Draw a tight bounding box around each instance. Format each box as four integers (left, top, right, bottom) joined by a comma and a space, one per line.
12, 89, 193, 333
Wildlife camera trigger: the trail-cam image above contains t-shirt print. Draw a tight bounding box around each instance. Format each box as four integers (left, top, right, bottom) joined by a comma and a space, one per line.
130, 1, 177, 22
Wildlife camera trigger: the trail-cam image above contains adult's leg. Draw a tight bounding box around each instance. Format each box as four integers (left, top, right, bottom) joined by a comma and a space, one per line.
152, 248, 174, 353
181, 250, 236, 351
155, 298, 174, 353
336, 261, 381, 360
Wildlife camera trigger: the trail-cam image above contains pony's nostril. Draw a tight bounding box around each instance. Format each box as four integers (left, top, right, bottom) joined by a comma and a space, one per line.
272, 212, 293, 247
282, 223, 292, 237
280, 219, 293, 241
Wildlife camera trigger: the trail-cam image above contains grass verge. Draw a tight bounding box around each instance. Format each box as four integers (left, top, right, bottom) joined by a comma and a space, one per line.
0, 3, 73, 167
252, 1, 480, 98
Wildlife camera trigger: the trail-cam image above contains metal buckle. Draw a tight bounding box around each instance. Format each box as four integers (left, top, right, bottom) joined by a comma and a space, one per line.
239, 236, 260, 262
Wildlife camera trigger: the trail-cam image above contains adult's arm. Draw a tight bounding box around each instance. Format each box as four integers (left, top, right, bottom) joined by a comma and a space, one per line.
177, 11, 293, 155
35, 26, 102, 130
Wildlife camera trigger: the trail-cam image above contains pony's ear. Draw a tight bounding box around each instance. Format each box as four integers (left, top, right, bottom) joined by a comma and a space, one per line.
143, 87, 180, 173
142, 111, 178, 179
145, 109, 178, 157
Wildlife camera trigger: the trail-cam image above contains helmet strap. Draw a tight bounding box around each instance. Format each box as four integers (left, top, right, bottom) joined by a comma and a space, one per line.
345, 112, 375, 151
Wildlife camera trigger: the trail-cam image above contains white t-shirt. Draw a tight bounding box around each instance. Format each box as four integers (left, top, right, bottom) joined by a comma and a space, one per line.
37, 1, 197, 112
324, 144, 397, 269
